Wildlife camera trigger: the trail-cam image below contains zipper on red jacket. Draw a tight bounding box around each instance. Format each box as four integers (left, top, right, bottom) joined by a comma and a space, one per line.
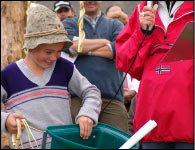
160, 10, 193, 46
164, 31, 173, 46
164, 31, 168, 45
164, 30, 174, 46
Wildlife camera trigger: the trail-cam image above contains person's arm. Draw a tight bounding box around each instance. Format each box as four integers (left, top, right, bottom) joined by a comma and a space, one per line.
1, 86, 25, 134
88, 45, 113, 59
70, 38, 110, 54
1, 86, 10, 133
71, 20, 124, 59
116, 3, 158, 80
63, 17, 111, 56
68, 66, 102, 139
88, 19, 124, 59
124, 74, 137, 104
130, 78, 140, 93
109, 19, 124, 59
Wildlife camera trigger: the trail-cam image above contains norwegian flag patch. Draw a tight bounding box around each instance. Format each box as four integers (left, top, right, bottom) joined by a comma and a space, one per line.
156, 65, 171, 75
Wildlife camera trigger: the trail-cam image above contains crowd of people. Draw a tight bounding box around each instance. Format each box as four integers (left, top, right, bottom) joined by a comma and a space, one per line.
1, 1, 194, 149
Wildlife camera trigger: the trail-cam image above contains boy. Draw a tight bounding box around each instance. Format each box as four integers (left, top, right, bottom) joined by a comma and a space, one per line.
1, 3, 101, 149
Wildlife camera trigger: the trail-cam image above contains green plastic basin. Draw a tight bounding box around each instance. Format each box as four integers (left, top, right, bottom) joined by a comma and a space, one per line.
46, 122, 139, 149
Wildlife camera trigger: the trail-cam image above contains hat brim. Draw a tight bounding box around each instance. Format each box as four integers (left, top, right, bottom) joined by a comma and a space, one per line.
23, 34, 73, 50
54, 5, 71, 12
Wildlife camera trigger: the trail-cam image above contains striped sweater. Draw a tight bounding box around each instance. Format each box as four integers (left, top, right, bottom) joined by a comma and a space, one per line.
1, 57, 101, 149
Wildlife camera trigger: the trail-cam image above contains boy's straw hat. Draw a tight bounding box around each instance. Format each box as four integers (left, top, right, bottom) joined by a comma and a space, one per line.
23, 3, 72, 50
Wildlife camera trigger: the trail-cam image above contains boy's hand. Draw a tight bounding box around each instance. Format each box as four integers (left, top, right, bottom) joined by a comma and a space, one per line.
5, 113, 25, 134
76, 116, 93, 139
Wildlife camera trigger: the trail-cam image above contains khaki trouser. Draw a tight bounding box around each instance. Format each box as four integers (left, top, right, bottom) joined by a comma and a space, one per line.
128, 94, 137, 135
71, 97, 129, 133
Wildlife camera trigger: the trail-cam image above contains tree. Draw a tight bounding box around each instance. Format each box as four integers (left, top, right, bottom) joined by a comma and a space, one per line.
1, 1, 28, 148
1, 1, 27, 69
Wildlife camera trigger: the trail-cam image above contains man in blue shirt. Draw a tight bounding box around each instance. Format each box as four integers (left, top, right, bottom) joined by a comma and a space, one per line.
63, 1, 129, 133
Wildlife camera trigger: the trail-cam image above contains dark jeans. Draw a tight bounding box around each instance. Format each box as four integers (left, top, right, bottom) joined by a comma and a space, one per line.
142, 142, 194, 149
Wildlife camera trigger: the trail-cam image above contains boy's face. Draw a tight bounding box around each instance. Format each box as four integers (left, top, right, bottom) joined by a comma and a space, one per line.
30, 42, 64, 69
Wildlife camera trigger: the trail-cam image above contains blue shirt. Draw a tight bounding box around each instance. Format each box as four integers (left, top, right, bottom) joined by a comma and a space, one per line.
63, 12, 124, 102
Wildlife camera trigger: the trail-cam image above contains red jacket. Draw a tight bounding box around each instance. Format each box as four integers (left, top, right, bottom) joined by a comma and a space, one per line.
116, 1, 194, 143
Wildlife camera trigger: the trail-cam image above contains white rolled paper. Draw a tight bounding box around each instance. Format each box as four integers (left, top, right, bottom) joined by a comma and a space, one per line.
119, 120, 157, 149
